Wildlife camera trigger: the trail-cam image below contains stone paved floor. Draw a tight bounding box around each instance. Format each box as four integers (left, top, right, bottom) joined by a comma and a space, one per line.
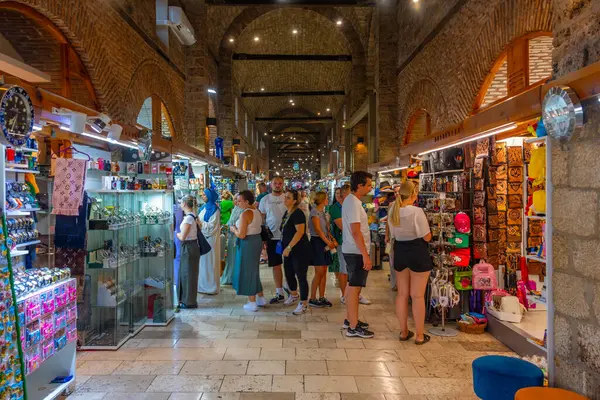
70, 264, 514, 400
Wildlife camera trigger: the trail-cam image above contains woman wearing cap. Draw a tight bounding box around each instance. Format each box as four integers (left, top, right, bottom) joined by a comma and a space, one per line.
386, 181, 432, 345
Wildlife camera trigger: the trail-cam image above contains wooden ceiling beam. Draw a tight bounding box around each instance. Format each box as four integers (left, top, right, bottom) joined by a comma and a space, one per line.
233, 53, 352, 62
256, 117, 333, 122
268, 131, 320, 135
207, 0, 374, 5
242, 91, 345, 98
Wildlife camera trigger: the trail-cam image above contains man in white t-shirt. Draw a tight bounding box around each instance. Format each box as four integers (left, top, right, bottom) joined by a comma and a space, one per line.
341, 171, 374, 339
258, 176, 289, 304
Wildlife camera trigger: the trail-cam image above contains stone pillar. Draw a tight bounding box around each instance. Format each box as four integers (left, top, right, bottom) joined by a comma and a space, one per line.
376, 0, 398, 162
184, 7, 209, 150
551, 1, 600, 396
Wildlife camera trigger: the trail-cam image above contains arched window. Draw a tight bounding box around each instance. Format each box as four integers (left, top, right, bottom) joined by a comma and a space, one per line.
137, 95, 174, 138
403, 110, 431, 145
474, 32, 552, 112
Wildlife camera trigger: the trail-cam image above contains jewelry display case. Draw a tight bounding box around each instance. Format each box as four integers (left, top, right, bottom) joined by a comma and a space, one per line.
81, 160, 174, 349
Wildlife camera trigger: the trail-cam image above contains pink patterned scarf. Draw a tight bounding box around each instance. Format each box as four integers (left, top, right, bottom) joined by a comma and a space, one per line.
52, 158, 86, 216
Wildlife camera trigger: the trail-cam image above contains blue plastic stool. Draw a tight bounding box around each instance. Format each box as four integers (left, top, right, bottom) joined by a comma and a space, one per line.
472, 355, 544, 400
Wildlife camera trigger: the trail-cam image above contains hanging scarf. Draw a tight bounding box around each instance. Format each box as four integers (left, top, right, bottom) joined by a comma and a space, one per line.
227, 205, 243, 226
201, 188, 219, 222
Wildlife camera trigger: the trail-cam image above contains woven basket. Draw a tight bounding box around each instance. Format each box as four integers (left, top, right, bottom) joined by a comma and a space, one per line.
457, 321, 487, 334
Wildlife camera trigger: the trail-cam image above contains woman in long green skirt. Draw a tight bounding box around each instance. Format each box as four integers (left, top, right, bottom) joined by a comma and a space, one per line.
231, 190, 266, 312
221, 194, 243, 285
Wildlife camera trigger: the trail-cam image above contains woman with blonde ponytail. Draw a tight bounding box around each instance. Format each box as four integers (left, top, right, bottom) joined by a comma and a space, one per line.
387, 181, 433, 345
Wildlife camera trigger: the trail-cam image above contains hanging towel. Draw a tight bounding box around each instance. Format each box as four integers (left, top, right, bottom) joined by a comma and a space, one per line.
52, 158, 86, 216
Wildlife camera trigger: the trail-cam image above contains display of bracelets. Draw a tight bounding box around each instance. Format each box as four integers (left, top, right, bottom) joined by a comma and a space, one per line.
5, 182, 39, 211
141, 205, 171, 225
6, 217, 38, 246
139, 236, 169, 257
13, 268, 71, 298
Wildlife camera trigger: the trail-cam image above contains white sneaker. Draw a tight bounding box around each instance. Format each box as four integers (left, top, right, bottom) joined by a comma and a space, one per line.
284, 295, 299, 306
359, 295, 371, 305
256, 296, 267, 307
340, 296, 345, 305
292, 302, 307, 315
243, 302, 258, 312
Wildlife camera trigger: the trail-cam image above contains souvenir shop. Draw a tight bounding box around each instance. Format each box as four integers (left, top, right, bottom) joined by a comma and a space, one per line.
372, 85, 558, 382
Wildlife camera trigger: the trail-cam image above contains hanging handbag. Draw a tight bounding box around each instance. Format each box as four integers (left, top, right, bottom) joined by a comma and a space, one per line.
488, 167, 497, 185
474, 242, 488, 259
449, 233, 470, 248
473, 225, 487, 242
494, 142, 508, 164
473, 191, 485, 207
487, 214, 499, 228
496, 165, 508, 180
472, 261, 498, 290
507, 209, 523, 225
454, 270, 473, 291
508, 166, 523, 183
508, 195, 522, 209
474, 158, 484, 179
476, 138, 490, 157
487, 199, 498, 214
496, 180, 508, 194
508, 182, 523, 195
497, 195, 507, 211
488, 229, 499, 242
474, 179, 485, 191
474, 207, 486, 224
450, 248, 471, 267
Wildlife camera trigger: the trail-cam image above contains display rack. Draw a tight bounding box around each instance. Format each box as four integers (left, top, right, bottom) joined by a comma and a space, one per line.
81, 168, 174, 349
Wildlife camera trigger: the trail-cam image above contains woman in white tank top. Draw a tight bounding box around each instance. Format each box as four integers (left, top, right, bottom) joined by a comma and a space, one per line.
386, 181, 433, 345
230, 190, 266, 311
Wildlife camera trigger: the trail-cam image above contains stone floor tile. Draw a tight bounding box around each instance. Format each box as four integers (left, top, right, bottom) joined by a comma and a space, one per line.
168, 394, 203, 400
400, 378, 473, 395
227, 330, 261, 339
411, 361, 472, 379
79, 375, 155, 393
259, 331, 302, 339
74, 375, 91, 390
114, 361, 185, 375
276, 323, 308, 331
384, 362, 420, 377
418, 350, 486, 364
213, 339, 252, 348
384, 395, 427, 400
457, 340, 511, 352
340, 394, 385, 400
77, 361, 122, 375
295, 348, 347, 361
260, 348, 296, 360
272, 375, 304, 392
283, 339, 319, 348
301, 331, 344, 340
317, 340, 337, 349
326, 361, 390, 377
362, 340, 405, 350
78, 349, 143, 361
354, 377, 407, 394
240, 393, 295, 400
103, 393, 170, 400
395, 350, 426, 363
180, 361, 248, 375
304, 376, 358, 393
136, 339, 179, 348
66, 392, 106, 400
286, 361, 328, 375
248, 339, 283, 348
334, 340, 365, 349
147, 376, 223, 393
137, 348, 226, 361
223, 348, 261, 360
295, 394, 340, 400
247, 360, 286, 375
345, 349, 399, 362
175, 339, 215, 348
220, 375, 273, 392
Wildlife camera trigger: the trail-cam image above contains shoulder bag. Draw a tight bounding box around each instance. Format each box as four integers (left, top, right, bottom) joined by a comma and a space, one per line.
187, 213, 212, 256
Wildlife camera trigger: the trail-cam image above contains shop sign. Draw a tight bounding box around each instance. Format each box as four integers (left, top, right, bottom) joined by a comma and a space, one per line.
0, 85, 34, 147
542, 86, 583, 143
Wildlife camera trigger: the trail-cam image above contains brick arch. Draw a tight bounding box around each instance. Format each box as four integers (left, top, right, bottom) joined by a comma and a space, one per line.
124, 60, 183, 140
396, 0, 553, 135
398, 77, 447, 145
217, 6, 366, 149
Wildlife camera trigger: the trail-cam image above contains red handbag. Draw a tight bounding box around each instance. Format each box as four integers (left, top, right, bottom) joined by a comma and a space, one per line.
450, 248, 471, 267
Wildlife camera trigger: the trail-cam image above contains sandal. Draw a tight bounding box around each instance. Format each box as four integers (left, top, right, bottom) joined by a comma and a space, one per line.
415, 334, 431, 345
399, 331, 414, 341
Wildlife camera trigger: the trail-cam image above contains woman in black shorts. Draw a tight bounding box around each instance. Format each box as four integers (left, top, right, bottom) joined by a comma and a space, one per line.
386, 181, 433, 345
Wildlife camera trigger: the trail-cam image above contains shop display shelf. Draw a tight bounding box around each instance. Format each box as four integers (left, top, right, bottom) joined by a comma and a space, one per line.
526, 337, 547, 352
526, 215, 546, 220
525, 136, 547, 144
8, 147, 38, 153
10, 249, 28, 257
5, 167, 39, 174
7, 208, 42, 216
87, 189, 173, 194
525, 255, 546, 263
15, 239, 41, 248
420, 169, 465, 176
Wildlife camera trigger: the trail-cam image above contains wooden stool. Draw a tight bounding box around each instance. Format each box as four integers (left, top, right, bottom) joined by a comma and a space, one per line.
515, 387, 589, 399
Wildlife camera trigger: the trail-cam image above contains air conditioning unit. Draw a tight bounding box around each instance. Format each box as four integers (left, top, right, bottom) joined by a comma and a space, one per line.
168, 6, 196, 46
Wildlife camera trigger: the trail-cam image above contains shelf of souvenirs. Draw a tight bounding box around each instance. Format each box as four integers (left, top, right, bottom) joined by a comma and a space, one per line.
6, 208, 42, 216
5, 167, 39, 174
420, 169, 465, 176
525, 255, 546, 263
